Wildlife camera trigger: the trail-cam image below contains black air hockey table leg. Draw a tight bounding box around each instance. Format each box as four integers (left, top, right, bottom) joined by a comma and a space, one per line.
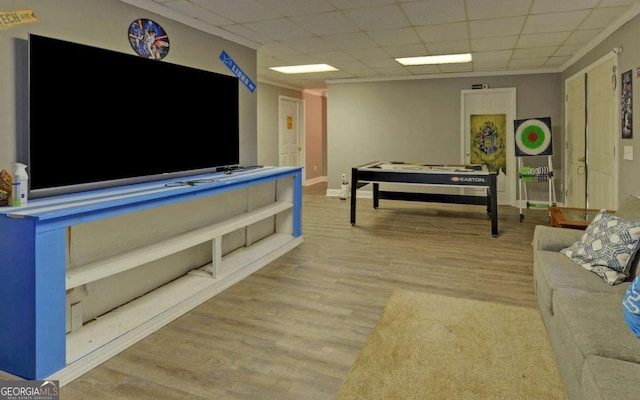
489, 173, 498, 237
350, 168, 358, 225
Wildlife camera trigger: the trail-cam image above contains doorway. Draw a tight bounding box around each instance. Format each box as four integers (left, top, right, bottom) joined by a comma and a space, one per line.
461, 88, 517, 206
564, 54, 618, 210
278, 96, 305, 180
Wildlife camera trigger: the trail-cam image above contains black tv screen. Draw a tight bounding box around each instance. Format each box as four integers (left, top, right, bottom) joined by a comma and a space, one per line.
28, 34, 239, 198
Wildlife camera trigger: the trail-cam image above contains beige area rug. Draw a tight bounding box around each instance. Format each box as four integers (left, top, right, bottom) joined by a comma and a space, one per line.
335, 289, 567, 400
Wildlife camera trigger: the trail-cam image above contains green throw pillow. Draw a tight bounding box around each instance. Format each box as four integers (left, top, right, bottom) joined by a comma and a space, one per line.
561, 209, 640, 285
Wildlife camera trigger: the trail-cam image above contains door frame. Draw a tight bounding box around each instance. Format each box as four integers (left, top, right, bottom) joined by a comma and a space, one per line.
278, 96, 305, 182
461, 88, 517, 206
563, 52, 619, 209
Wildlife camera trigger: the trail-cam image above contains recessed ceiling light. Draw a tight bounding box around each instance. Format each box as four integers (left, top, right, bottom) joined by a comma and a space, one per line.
396, 53, 472, 66
270, 64, 339, 74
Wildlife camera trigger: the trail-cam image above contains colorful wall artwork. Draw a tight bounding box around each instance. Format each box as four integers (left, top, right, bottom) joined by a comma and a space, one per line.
622, 69, 633, 139
470, 114, 506, 174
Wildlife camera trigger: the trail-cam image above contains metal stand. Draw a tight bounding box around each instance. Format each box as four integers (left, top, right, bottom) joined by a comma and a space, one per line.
518, 156, 556, 222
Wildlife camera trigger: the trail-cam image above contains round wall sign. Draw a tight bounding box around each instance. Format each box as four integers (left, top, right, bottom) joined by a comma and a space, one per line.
514, 117, 552, 156
128, 19, 170, 60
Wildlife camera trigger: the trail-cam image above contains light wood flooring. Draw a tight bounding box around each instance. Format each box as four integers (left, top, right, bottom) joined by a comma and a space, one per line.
60, 182, 550, 400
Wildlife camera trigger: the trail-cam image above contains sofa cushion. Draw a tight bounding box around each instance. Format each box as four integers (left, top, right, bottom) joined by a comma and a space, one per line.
560, 210, 640, 285
622, 275, 640, 337
617, 195, 640, 279
553, 290, 640, 366
535, 250, 628, 315
616, 195, 640, 221
581, 355, 640, 400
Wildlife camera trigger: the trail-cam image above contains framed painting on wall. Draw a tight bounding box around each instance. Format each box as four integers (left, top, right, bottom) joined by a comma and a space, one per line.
622, 69, 632, 139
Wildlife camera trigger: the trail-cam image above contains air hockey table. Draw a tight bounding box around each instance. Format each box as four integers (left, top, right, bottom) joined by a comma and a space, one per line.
350, 161, 499, 237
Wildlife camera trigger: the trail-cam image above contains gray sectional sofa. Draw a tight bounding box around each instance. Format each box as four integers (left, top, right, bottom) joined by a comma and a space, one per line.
532, 196, 640, 399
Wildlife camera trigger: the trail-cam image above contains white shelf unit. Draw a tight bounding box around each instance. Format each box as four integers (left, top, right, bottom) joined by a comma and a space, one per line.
0, 166, 303, 385
65, 200, 293, 289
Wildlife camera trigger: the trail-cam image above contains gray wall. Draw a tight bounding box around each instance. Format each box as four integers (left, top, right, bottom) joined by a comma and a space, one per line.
0, 0, 257, 180
326, 74, 562, 199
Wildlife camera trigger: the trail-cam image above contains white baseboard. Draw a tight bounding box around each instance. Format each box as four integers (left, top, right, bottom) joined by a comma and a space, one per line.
304, 176, 327, 186
326, 188, 373, 198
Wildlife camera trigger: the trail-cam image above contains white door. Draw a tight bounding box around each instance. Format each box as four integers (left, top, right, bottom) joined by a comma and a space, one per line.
564, 54, 618, 210
278, 97, 304, 172
461, 88, 516, 206
587, 57, 618, 210
565, 75, 587, 207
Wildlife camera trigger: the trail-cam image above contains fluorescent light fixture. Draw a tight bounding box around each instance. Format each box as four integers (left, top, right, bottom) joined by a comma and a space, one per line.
396, 53, 472, 66
270, 64, 338, 74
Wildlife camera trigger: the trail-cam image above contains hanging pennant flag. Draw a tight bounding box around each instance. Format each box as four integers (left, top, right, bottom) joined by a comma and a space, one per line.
219, 50, 256, 93
0, 9, 39, 31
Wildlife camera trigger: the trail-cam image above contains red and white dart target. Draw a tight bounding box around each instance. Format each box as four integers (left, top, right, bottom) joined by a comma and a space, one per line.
514, 117, 552, 156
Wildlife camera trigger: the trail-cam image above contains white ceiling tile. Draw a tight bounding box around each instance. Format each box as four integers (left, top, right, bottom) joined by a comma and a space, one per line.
405, 64, 443, 74
508, 57, 549, 68
291, 11, 359, 36
546, 55, 572, 66
343, 5, 410, 31
469, 17, 526, 38
344, 68, 386, 78
401, 0, 466, 26
365, 57, 404, 68
416, 22, 468, 42
471, 36, 518, 51
517, 32, 571, 48
426, 40, 471, 54
223, 24, 271, 43
564, 28, 602, 44
258, 41, 300, 56
473, 52, 511, 69
522, 10, 590, 33
329, 0, 396, 10
383, 43, 429, 57
531, 0, 600, 14
330, 59, 369, 70
311, 50, 357, 63
367, 28, 422, 46
580, 7, 630, 29
256, 0, 335, 16
466, 0, 532, 20
346, 47, 391, 60
242, 18, 312, 40
374, 66, 412, 77
191, 0, 280, 23
134, 0, 640, 89
512, 46, 558, 58
598, 0, 639, 6
438, 62, 473, 73
324, 32, 379, 49
166, 1, 232, 25
281, 37, 335, 52
554, 44, 583, 56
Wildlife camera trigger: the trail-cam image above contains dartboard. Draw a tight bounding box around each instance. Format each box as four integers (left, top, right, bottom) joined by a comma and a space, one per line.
514, 117, 552, 156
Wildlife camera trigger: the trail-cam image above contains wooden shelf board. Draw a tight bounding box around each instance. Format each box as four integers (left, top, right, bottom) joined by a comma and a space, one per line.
57, 233, 303, 386
66, 201, 293, 289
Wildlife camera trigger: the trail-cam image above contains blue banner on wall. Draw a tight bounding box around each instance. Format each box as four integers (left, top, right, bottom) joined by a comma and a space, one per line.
219, 50, 256, 93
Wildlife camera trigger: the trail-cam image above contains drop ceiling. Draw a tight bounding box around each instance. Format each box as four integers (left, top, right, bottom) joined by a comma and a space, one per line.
123, 0, 640, 90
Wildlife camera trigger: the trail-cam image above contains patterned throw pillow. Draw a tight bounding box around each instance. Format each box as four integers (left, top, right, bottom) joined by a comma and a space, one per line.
561, 209, 640, 285
623, 276, 640, 337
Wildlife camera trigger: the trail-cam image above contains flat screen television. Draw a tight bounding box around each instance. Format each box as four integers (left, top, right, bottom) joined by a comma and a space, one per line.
28, 33, 240, 199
